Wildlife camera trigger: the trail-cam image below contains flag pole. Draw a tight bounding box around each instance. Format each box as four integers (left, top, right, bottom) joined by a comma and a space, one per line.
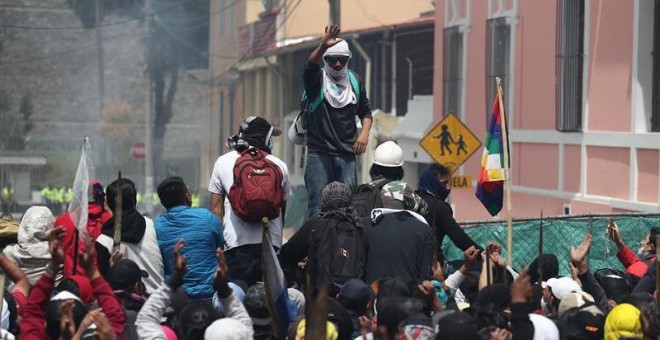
113, 171, 123, 252
496, 77, 514, 265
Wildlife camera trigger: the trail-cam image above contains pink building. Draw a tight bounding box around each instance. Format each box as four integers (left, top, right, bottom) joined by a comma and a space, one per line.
430, 0, 660, 220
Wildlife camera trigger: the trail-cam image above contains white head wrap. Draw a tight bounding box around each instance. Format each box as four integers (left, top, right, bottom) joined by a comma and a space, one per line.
322, 40, 357, 108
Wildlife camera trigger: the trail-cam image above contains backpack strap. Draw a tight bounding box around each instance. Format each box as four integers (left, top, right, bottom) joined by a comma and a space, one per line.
347, 70, 360, 104
303, 70, 361, 113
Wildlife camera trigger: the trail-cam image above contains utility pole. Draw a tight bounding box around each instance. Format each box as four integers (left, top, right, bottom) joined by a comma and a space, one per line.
95, 0, 105, 112
144, 0, 154, 215
329, 0, 340, 25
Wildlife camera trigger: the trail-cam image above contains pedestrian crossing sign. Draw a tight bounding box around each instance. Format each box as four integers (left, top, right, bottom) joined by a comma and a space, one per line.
419, 112, 482, 174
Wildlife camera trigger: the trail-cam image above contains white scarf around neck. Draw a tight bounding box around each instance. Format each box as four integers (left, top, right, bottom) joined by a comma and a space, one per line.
322, 40, 357, 108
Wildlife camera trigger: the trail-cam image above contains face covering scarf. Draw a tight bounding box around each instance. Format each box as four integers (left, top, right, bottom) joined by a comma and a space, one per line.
322, 40, 357, 108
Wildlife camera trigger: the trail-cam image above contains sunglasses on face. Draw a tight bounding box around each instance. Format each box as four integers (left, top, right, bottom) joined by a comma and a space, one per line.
324, 56, 349, 65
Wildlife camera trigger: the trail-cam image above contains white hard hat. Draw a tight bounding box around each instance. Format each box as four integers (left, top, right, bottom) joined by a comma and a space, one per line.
372, 141, 404, 167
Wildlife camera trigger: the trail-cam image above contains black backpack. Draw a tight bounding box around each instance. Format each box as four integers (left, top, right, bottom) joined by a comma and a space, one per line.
314, 217, 367, 289
351, 179, 392, 218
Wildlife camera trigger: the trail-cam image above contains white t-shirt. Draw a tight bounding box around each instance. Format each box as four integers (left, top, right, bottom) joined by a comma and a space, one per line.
208, 150, 292, 249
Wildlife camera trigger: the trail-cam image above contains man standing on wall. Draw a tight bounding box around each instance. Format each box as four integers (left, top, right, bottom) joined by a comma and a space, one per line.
303, 24, 373, 219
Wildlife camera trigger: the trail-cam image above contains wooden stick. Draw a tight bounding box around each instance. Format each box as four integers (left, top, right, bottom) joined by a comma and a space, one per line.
113, 171, 123, 252
586, 215, 593, 267
496, 77, 514, 266
486, 246, 492, 286
538, 210, 544, 285
656, 235, 660, 318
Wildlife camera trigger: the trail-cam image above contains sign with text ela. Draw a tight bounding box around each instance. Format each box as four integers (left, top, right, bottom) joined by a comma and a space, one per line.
419, 112, 482, 174
450, 175, 472, 189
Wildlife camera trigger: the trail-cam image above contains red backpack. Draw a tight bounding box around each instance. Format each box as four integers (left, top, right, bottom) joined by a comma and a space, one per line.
228, 148, 284, 223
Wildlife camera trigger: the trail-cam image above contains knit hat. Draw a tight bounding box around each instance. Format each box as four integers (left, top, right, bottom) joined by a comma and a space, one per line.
604, 303, 643, 340
381, 181, 427, 214
321, 182, 352, 212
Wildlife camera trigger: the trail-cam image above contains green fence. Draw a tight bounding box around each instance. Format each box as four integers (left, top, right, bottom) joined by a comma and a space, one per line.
441, 214, 660, 276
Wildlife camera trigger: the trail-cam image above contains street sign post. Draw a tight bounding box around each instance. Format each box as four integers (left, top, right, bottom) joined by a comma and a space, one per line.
419, 112, 482, 175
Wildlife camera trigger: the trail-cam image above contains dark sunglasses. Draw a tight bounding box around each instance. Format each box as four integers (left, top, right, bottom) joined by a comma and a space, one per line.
324, 56, 349, 65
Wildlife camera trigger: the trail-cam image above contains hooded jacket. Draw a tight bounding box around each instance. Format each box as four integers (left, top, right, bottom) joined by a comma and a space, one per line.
20, 272, 125, 340
56, 204, 112, 277
155, 205, 224, 299
3, 206, 55, 284
95, 209, 164, 294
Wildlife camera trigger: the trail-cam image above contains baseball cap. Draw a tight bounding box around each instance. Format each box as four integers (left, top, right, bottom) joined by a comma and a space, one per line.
240, 116, 282, 137
338, 279, 371, 309
546, 277, 582, 301
107, 259, 148, 291
558, 291, 595, 317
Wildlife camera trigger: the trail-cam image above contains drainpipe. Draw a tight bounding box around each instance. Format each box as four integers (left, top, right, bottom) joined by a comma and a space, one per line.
351, 38, 371, 101
264, 56, 285, 152
405, 57, 413, 100
391, 33, 397, 116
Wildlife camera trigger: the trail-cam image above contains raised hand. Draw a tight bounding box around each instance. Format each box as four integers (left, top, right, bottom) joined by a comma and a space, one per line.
77, 230, 100, 280
321, 24, 342, 49
432, 261, 445, 282
48, 227, 66, 266
571, 233, 592, 265
213, 247, 231, 297
109, 249, 123, 268
464, 246, 481, 268
490, 328, 512, 340
510, 268, 532, 303
168, 239, 187, 289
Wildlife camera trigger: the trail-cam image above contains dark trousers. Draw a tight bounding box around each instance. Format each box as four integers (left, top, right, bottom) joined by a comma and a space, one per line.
225, 244, 280, 286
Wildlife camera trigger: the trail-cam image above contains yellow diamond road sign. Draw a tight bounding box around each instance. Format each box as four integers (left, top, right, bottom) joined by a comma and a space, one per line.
419, 112, 482, 174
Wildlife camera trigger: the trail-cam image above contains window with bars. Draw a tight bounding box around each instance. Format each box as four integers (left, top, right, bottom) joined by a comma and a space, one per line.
443, 26, 463, 116
556, 0, 585, 132
652, 0, 660, 132
486, 17, 511, 123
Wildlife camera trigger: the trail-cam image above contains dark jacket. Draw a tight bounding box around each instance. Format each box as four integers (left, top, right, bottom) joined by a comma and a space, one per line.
302, 62, 372, 155
418, 191, 480, 262
364, 209, 433, 284
280, 214, 367, 289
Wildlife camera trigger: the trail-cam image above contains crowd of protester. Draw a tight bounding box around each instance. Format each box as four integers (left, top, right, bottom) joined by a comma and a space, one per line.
0, 115, 658, 340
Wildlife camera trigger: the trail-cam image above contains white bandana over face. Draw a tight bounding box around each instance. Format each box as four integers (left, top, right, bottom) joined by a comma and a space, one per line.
322, 40, 357, 108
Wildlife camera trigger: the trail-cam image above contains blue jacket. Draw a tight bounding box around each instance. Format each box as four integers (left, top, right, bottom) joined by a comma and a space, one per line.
155, 205, 224, 299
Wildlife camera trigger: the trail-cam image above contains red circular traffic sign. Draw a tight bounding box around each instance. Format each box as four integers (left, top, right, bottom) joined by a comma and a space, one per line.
131, 142, 146, 160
